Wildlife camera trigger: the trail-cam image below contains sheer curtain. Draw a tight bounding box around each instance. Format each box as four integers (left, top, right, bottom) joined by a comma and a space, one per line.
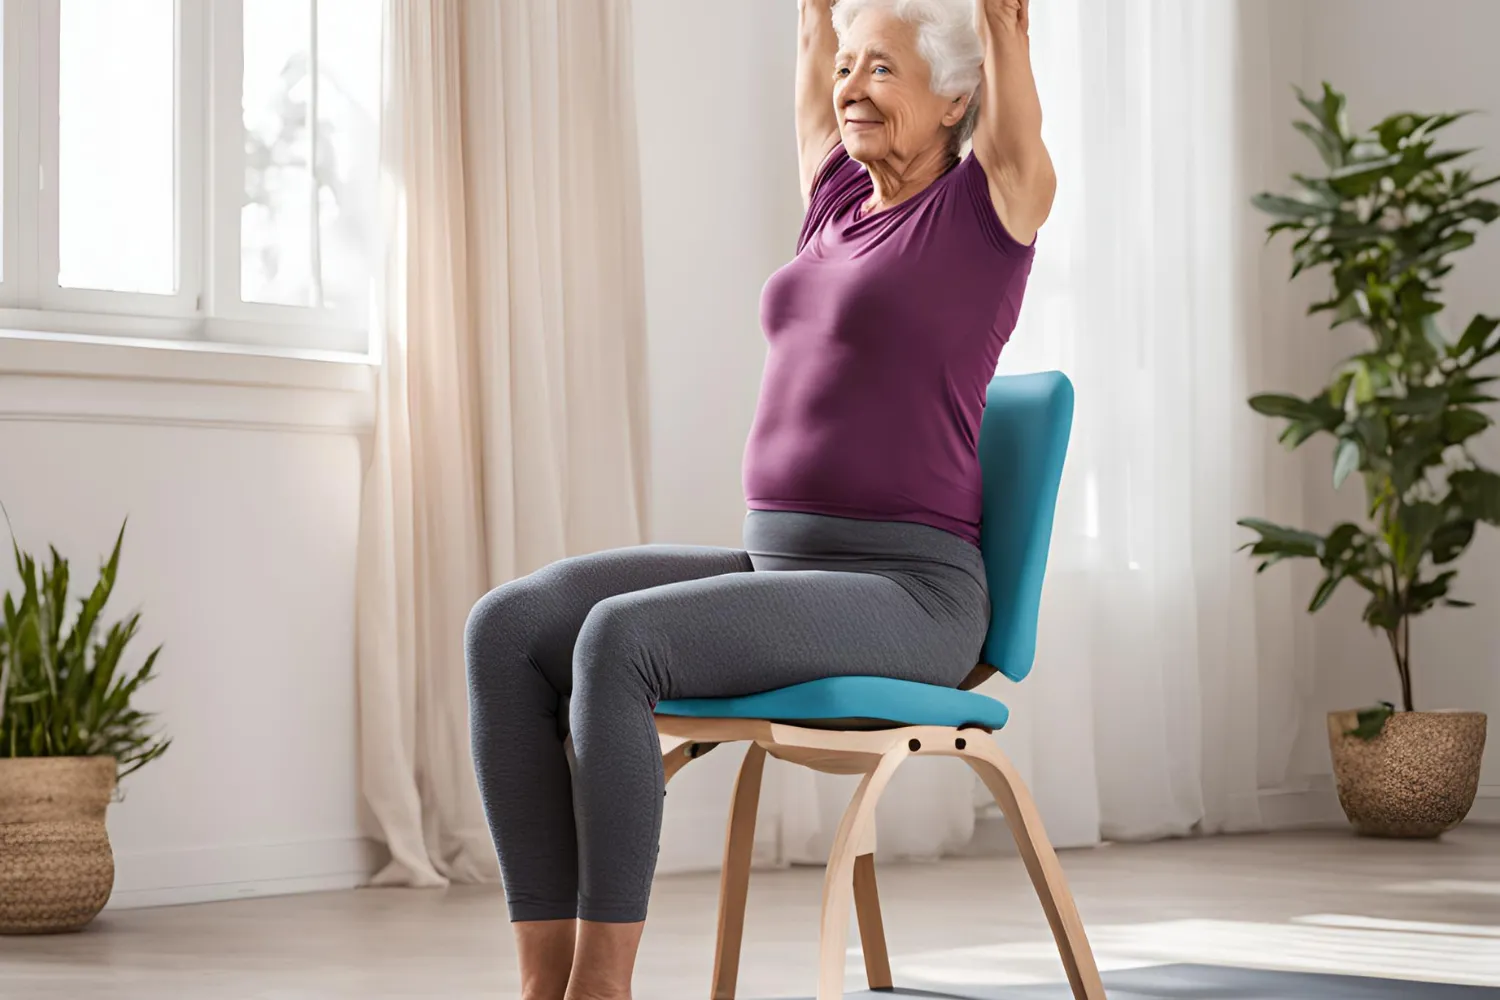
755, 0, 1312, 864
357, 0, 650, 886
984, 0, 1312, 849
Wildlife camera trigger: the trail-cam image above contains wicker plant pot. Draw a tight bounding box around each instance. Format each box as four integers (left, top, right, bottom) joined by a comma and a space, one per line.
1327, 710, 1488, 838
0, 756, 116, 933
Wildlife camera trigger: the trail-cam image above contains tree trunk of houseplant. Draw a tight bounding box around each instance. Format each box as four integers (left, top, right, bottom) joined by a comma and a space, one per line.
0, 756, 116, 933
1327, 708, 1487, 838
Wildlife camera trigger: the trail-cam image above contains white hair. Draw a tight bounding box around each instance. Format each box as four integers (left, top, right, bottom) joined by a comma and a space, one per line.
831, 0, 983, 150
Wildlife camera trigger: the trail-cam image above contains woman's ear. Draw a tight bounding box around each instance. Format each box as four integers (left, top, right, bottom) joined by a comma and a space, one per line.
943, 93, 971, 128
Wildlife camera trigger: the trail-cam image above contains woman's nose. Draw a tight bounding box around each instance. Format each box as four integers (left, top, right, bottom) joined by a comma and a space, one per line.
839, 75, 866, 105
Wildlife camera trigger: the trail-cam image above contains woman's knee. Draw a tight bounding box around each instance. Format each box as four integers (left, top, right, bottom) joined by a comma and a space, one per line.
464, 576, 548, 684
572, 595, 666, 704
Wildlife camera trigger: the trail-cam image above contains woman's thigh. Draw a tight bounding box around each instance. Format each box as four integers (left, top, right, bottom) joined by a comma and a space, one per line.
465, 543, 753, 698
571, 567, 987, 707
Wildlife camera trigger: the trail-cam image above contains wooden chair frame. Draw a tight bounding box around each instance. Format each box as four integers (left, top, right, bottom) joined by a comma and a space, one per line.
658, 713, 1107, 1000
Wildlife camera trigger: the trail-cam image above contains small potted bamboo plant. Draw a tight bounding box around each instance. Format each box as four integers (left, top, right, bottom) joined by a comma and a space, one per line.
0, 520, 170, 932
1241, 84, 1492, 838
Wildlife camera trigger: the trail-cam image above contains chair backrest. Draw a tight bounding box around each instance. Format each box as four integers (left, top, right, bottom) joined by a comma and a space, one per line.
976, 371, 1074, 683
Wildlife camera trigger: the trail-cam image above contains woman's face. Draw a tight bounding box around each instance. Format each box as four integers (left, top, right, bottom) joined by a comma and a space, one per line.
834, 10, 968, 166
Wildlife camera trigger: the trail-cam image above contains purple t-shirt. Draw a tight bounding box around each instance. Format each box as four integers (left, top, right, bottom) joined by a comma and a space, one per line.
742, 144, 1035, 544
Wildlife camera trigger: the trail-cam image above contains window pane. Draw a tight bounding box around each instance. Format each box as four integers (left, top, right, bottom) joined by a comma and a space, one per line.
242, 0, 379, 317
315, 0, 380, 320
242, 0, 313, 307
58, 0, 176, 294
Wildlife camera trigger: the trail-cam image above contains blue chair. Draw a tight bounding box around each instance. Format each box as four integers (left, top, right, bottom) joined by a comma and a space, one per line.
655, 372, 1104, 1000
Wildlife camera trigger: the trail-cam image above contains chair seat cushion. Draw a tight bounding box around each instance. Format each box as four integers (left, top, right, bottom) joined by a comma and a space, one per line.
655, 676, 1009, 731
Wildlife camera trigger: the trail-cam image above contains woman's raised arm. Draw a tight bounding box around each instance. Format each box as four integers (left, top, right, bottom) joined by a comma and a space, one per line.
971, 0, 1056, 245
796, 0, 842, 205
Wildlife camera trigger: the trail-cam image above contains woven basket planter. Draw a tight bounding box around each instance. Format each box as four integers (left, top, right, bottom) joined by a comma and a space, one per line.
1327, 710, 1488, 838
0, 756, 116, 933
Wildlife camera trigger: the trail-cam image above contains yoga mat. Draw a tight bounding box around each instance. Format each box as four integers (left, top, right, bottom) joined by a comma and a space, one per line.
768, 963, 1499, 998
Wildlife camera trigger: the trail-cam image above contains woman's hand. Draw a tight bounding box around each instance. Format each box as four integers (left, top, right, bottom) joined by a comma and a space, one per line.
981, 0, 1030, 36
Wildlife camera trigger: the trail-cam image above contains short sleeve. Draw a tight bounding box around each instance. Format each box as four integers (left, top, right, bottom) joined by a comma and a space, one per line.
796, 144, 868, 253
953, 154, 1036, 258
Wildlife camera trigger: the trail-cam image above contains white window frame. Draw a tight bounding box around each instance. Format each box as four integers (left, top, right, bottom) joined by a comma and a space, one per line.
0, 0, 373, 357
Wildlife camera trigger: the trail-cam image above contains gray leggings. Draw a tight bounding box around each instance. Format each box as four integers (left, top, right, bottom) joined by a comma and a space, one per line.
465, 511, 989, 923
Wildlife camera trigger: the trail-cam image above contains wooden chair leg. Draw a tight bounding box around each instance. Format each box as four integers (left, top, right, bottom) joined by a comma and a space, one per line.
964, 739, 1106, 1000
852, 853, 893, 990
662, 740, 718, 785
711, 743, 767, 1000
817, 747, 906, 1000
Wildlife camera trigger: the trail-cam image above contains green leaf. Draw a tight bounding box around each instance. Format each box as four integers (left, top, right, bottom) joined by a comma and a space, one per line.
1410, 230, 1477, 272
1238, 518, 1324, 550
1307, 574, 1341, 612
1363, 594, 1401, 631
1385, 387, 1447, 415
1297, 83, 1351, 144
1460, 199, 1500, 224
1352, 416, 1389, 457
1451, 469, 1500, 524
1446, 598, 1476, 608
1421, 314, 1449, 354
1430, 519, 1476, 564
1296, 119, 1346, 167
1249, 393, 1320, 420
1252, 192, 1328, 222
1376, 112, 1424, 152
1327, 153, 1405, 196
1444, 407, 1490, 445
1454, 171, 1500, 196
1333, 438, 1361, 489
1407, 570, 1458, 614
1395, 502, 1445, 575
1332, 290, 1371, 326
1237, 518, 1324, 571
1456, 314, 1500, 360
1444, 373, 1498, 405
1280, 419, 1331, 449
1345, 702, 1395, 741
1424, 148, 1478, 171
1348, 361, 1375, 405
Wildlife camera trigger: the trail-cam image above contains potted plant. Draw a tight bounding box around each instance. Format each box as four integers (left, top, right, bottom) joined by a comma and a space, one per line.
1241, 84, 1492, 838
0, 521, 170, 932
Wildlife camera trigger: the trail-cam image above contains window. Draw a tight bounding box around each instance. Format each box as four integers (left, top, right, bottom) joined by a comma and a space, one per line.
0, 0, 382, 354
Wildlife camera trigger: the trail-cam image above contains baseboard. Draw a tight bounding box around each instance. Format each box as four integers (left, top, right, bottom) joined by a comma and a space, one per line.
966, 780, 1500, 852
105, 836, 382, 910
1260, 776, 1500, 829
1257, 775, 1350, 830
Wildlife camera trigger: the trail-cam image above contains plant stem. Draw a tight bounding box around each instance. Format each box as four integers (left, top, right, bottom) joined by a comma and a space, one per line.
1383, 625, 1405, 706
1401, 613, 1414, 711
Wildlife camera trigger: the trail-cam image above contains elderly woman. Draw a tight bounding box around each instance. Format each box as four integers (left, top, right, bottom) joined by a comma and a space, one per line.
465, 0, 1053, 996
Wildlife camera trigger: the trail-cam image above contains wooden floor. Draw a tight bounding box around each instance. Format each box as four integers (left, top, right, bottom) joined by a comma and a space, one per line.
2, 828, 1498, 999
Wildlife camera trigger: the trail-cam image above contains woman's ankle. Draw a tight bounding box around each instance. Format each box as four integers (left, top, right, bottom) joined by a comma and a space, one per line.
564, 918, 644, 1000
562, 985, 630, 1000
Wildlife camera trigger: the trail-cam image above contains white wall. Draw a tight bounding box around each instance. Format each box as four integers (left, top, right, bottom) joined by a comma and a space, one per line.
634, 1, 803, 549
1284, 0, 1500, 818
0, 336, 377, 906
631, 1, 804, 868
